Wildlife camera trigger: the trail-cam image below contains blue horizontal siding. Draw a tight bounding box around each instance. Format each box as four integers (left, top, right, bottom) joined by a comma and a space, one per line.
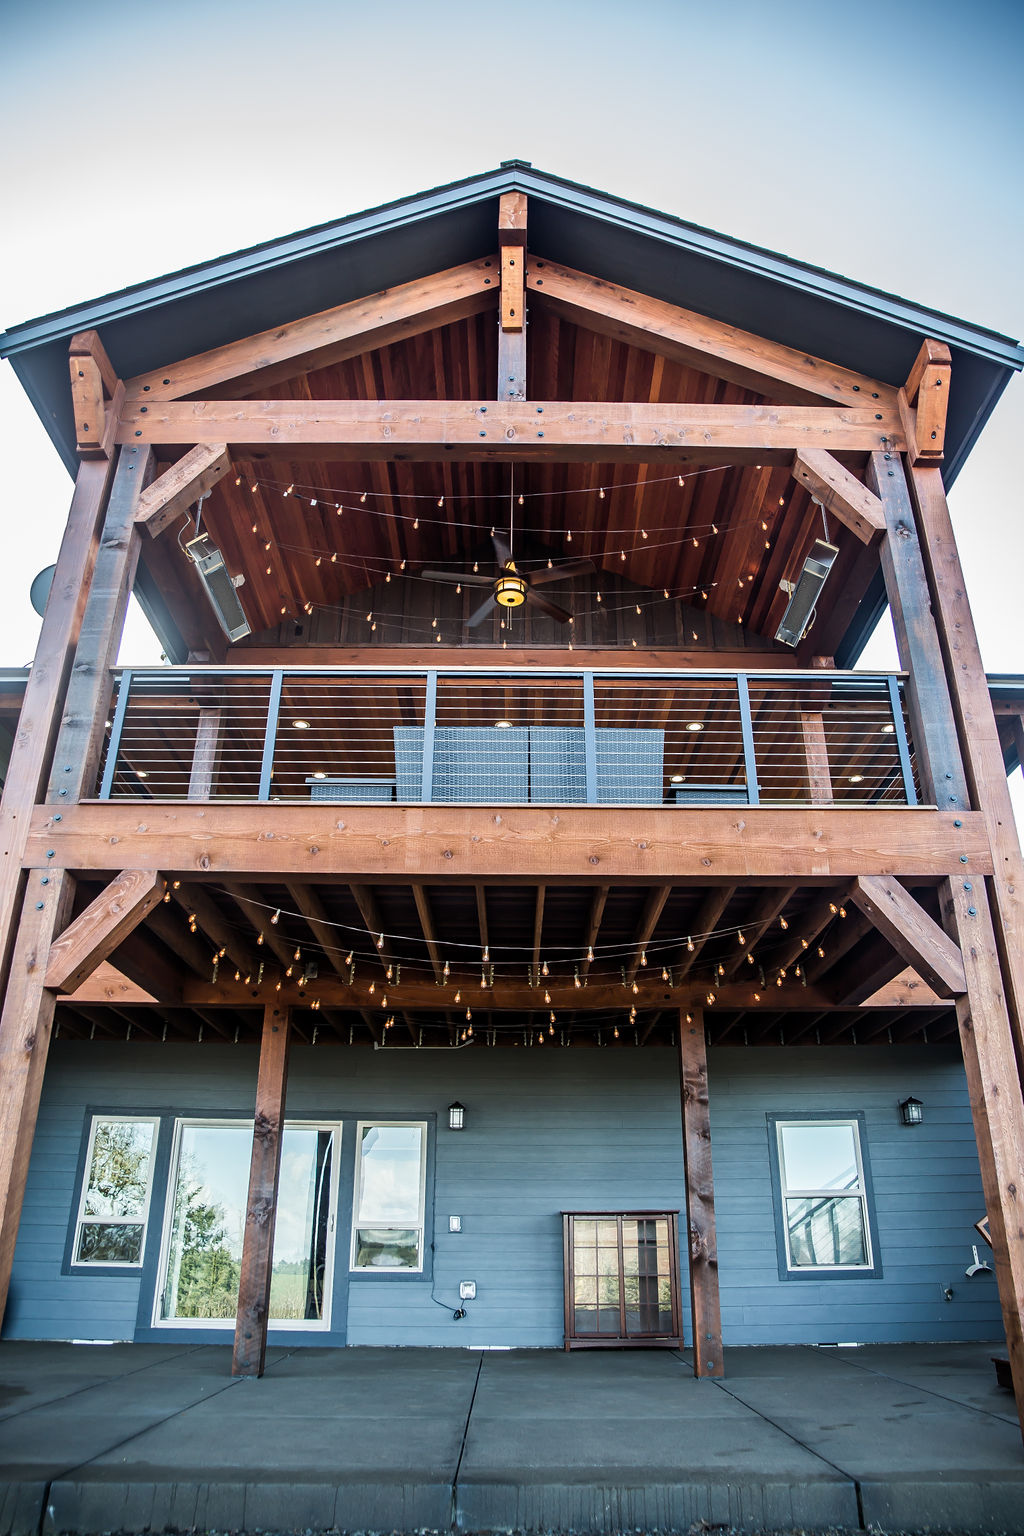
4, 1039, 1002, 1349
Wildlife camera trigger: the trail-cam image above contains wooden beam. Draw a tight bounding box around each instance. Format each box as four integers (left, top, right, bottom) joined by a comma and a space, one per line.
44, 869, 165, 994
28, 804, 992, 881
475, 884, 490, 955
286, 883, 350, 979
0, 871, 75, 1325
497, 191, 528, 244
135, 445, 232, 540
580, 885, 609, 979
848, 875, 966, 999
790, 450, 885, 545
532, 885, 546, 976
127, 259, 499, 401
625, 884, 672, 984
188, 708, 222, 801
719, 887, 794, 981
65, 960, 157, 1006
349, 884, 394, 974
862, 966, 944, 1009
0, 456, 115, 986
69, 331, 123, 460
232, 1003, 290, 1377
231, 646, 801, 671
115, 398, 904, 461
899, 339, 951, 464
678, 1009, 723, 1378
800, 712, 833, 804
676, 887, 735, 977
111, 926, 187, 1006
170, 883, 258, 978
222, 882, 293, 970
410, 883, 444, 985
526, 259, 899, 409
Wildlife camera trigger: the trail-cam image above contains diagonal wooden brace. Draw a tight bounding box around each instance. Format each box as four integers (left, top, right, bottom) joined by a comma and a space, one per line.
848, 874, 966, 999
44, 868, 165, 994
135, 443, 232, 539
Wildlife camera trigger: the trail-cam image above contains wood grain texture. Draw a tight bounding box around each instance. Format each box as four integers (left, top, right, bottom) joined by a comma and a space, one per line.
26, 803, 992, 880
498, 191, 528, 243
527, 258, 899, 409
790, 450, 885, 544
115, 399, 904, 461
849, 875, 966, 999
232, 1004, 291, 1377
678, 1008, 723, 1377
44, 869, 164, 994
127, 260, 500, 401
230, 647, 801, 670
135, 445, 231, 539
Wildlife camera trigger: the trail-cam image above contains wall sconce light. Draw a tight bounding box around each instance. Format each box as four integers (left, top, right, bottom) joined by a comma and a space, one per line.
448, 1101, 466, 1131
899, 1095, 924, 1126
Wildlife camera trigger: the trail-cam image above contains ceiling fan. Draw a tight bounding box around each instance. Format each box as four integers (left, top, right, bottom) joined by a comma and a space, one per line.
420, 482, 595, 626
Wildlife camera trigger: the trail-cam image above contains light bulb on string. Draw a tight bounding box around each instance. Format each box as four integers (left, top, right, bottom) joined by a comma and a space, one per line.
686, 936, 695, 953
779, 916, 789, 930
587, 945, 594, 962
271, 910, 280, 925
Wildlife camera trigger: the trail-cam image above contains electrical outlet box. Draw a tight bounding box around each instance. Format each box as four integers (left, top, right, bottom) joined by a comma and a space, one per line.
459, 1280, 476, 1301
449, 1215, 462, 1233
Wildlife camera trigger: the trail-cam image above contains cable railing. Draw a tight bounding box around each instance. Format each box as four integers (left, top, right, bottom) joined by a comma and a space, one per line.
96, 666, 921, 808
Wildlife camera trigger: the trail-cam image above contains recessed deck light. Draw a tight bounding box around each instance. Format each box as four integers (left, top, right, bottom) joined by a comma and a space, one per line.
494, 719, 513, 729
292, 719, 311, 730
136, 770, 148, 779
848, 774, 864, 783
881, 723, 895, 734
685, 721, 704, 733
671, 774, 684, 783
312, 771, 327, 779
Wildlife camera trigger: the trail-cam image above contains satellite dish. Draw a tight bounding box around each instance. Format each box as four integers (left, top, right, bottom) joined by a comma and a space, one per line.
30, 565, 56, 619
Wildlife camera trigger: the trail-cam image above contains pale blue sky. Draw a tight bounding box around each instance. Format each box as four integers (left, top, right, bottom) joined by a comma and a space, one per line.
0, 1, 1020, 775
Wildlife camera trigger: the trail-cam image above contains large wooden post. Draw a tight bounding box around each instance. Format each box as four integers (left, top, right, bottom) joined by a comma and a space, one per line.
497, 192, 527, 402
0, 456, 115, 981
0, 443, 150, 1332
677, 1007, 724, 1378
233, 1004, 291, 1377
870, 449, 1024, 1439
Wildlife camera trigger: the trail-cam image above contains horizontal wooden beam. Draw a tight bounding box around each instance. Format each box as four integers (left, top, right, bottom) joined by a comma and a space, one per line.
229, 646, 800, 670
790, 450, 885, 545
126, 259, 500, 401
526, 258, 900, 409
135, 445, 232, 539
848, 874, 966, 998
28, 803, 991, 881
115, 399, 904, 461
44, 869, 165, 994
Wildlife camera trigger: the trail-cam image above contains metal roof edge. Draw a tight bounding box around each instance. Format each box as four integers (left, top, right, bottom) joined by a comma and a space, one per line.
3, 163, 1022, 373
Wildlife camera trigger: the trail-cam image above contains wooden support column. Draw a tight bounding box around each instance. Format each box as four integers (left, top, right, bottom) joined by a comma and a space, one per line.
677, 1008, 723, 1378
233, 1004, 291, 1377
188, 708, 222, 800
871, 448, 1024, 1441
0, 870, 75, 1322
0, 456, 115, 982
800, 712, 833, 803
497, 192, 527, 402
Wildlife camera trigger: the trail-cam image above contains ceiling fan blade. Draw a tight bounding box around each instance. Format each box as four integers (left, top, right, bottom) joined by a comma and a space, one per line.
420, 569, 495, 587
528, 558, 596, 587
491, 531, 512, 567
525, 588, 572, 623
468, 593, 498, 627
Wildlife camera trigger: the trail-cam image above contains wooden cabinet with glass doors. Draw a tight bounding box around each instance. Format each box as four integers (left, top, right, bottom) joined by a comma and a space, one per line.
562, 1212, 683, 1349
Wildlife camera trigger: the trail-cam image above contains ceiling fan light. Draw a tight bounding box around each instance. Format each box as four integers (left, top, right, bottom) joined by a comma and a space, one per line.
495, 570, 528, 607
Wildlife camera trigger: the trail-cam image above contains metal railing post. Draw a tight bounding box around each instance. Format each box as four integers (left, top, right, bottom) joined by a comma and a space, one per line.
736, 674, 760, 806
887, 674, 919, 807
583, 672, 598, 804
258, 671, 283, 802
421, 671, 438, 803
98, 669, 132, 800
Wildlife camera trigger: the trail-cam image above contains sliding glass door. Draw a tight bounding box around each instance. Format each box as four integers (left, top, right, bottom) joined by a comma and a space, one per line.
155, 1120, 339, 1330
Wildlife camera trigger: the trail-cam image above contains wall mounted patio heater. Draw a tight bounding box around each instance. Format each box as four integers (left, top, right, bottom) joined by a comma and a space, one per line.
185, 533, 251, 643
774, 539, 840, 647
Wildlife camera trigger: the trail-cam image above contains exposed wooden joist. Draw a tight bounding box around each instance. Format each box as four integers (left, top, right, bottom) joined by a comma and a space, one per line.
580, 885, 609, 979
790, 450, 885, 544
676, 887, 736, 977
526, 258, 899, 409
719, 887, 794, 981
349, 884, 394, 974
848, 875, 966, 998
286, 883, 350, 979
624, 885, 672, 984
115, 398, 904, 461
170, 883, 258, 979
44, 869, 165, 994
411, 883, 444, 985
135, 444, 232, 540
69, 331, 123, 460
30, 805, 990, 881
532, 885, 546, 976
222, 882, 294, 970
232, 1004, 290, 1378
678, 1008, 723, 1378
127, 259, 501, 401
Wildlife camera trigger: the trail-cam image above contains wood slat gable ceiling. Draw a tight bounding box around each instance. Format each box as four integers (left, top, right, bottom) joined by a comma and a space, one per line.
140, 305, 872, 656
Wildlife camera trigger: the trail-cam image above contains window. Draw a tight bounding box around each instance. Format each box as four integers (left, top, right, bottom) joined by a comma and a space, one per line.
768, 1114, 880, 1278
155, 1120, 337, 1328
73, 1117, 158, 1266
351, 1122, 427, 1272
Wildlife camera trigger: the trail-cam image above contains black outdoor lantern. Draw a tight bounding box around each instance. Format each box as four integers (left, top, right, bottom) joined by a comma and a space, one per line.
448, 1102, 466, 1131
899, 1095, 924, 1127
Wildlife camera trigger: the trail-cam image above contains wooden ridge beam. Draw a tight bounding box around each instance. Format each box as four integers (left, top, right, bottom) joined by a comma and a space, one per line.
44, 869, 165, 994
135, 445, 232, 539
127, 259, 500, 401
848, 875, 966, 998
526, 258, 899, 409
115, 398, 904, 461
69, 331, 124, 460
790, 450, 885, 544
28, 803, 993, 881
498, 193, 527, 402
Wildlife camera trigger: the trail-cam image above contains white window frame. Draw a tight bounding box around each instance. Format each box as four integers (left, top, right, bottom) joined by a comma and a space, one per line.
774, 1116, 874, 1272
73, 1115, 159, 1268
152, 1117, 341, 1331
350, 1120, 428, 1274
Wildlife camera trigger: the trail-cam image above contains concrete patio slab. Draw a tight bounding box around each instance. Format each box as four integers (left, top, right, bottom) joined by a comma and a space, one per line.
0, 1340, 1017, 1535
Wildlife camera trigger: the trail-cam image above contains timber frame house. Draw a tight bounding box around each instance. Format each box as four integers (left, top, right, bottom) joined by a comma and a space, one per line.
1, 162, 1023, 1436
